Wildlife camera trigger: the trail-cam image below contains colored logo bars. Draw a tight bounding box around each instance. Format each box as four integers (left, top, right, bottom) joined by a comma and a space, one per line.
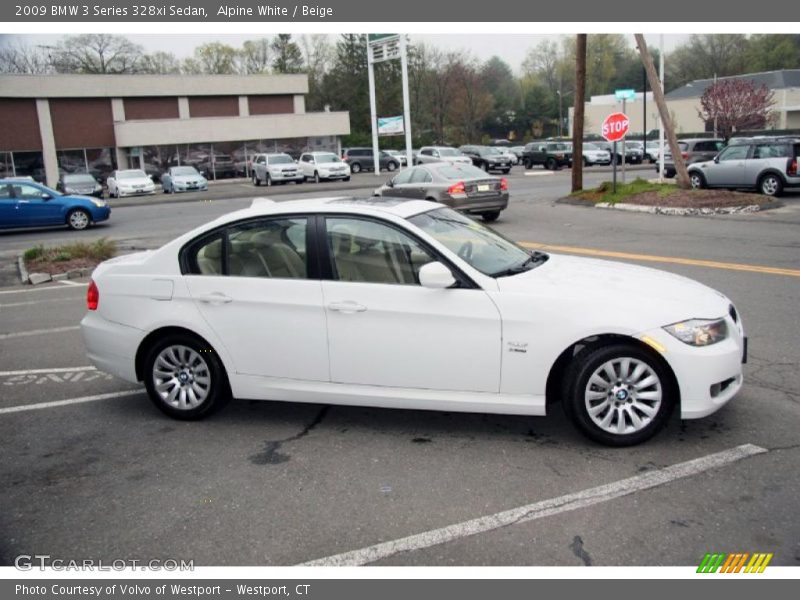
697, 552, 773, 573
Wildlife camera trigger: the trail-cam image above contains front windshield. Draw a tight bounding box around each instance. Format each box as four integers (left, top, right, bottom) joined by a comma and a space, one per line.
64, 174, 96, 184
269, 155, 294, 164
118, 170, 147, 179
409, 208, 544, 277
482, 147, 501, 156
437, 148, 460, 157
172, 167, 200, 176
316, 153, 341, 163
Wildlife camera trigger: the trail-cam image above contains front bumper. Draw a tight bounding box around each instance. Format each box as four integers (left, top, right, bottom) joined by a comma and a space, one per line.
638, 314, 745, 419
270, 171, 304, 182
119, 188, 156, 197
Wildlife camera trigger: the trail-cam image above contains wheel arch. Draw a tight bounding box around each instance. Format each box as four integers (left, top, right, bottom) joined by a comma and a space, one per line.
135, 326, 229, 384
545, 333, 680, 409
757, 168, 787, 186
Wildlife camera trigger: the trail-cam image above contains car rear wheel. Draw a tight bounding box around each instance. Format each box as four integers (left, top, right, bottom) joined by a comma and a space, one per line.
759, 173, 783, 197
481, 211, 500, 223
689, 172, 706, 189
545, 158, 557, 170
562, 342, 676, 446
387, 161, 398, 172
143, 334, 231, 420
67, 209, 91, 231
351, 163, 362, 174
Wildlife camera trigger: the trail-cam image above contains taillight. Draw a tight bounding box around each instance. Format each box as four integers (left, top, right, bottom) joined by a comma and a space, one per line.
87, 280, 99, 311
788, 158, 797, 176
681, 152, 689, 159
447, 181, 466, 196
500, 178, 509, 191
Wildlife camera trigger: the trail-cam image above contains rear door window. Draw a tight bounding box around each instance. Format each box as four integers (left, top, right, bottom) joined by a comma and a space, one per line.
410, 168, 433, 184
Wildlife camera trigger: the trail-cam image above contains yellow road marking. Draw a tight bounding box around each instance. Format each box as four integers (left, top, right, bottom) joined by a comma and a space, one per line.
520, 242, 800, 278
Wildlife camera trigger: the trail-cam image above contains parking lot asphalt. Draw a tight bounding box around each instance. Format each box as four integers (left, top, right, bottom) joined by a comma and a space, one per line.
0, 165, 798, 566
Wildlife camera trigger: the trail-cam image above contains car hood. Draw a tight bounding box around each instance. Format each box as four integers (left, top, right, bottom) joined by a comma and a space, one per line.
268, 164, 298, 171
118, 178, 153, 186
495, 253, 730, 329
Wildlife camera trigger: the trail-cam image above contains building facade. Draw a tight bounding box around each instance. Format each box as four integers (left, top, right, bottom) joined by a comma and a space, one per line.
0, 74, 350, 186
569, 70, 800, 138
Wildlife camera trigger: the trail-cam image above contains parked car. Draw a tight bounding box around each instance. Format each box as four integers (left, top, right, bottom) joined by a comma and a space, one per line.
575, 142, 612, 166
496, 147, 519, 165
298, 152, 351, 183
644, 142, 661, 163
458, 145, 513, 173
251, 153, 304, 187
509, 146, 526, 161
0, 179, 110, 231
522, 141, 572, 170
342, 148, 400, 173
161, 166, 209, 194
107, 169, 156, 198
687, 138, 800, 196
660, 138, 725, 178
81, 196, 746, 446
415, 146, 472, 166
190, 154, 236, 179
384, 150, 409, 167
374, 163, 508, 222
57, 173, 104, 198
594, 141, 643, 165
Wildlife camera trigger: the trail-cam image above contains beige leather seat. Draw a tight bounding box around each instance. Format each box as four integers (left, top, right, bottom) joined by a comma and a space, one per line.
249, 228, 306, 278
196, 239, 222, 275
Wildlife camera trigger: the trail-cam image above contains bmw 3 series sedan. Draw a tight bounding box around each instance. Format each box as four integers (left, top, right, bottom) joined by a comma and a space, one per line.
81, 196, 746, 446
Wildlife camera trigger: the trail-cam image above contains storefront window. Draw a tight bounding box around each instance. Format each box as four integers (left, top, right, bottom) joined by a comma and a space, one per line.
57, 149, 86, 175
0, 152, 13, 178
276, 138, 309, 160
13, 152, 45, 182
180, 143, 214, 179
86, 147, 117, 184
142, 146, 177, 182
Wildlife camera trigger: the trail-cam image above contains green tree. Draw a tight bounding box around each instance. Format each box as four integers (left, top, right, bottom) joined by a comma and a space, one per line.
271, 34, 304, 74
320, 35, 369, 133
745, 35, 800, 72
481, 56, 520, 138
189, 42, 238, 74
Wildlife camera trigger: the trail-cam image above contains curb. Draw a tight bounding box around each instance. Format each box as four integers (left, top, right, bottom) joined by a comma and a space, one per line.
594, 202, 779, 216
17, 255, 29, 285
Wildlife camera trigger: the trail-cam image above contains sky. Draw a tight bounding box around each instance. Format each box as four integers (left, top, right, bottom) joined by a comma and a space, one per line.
4, 33, 689, 74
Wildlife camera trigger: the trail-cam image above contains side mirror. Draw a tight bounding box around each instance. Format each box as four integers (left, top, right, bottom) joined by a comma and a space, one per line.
386, 179, 394, 188
714, 156, 720, 163
419, 261, 456, 289
42, 193, 52, 200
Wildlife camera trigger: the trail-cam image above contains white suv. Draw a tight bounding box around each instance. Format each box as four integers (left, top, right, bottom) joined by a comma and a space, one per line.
298, 152, 351, 183
252, 153, 304, 187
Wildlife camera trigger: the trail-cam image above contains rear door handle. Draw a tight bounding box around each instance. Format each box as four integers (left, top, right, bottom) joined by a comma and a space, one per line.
195, 292, 232, 305
328, 301, 367, 313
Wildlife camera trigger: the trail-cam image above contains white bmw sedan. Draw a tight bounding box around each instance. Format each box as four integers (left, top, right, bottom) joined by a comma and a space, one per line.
81, 197, 746, 445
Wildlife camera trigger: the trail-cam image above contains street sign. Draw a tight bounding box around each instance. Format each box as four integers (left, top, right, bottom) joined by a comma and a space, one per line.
615, 88, 636, 100
602, 112, 630, 142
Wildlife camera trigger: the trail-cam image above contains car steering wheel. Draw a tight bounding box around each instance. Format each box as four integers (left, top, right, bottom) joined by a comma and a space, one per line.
457, 240, 473, 261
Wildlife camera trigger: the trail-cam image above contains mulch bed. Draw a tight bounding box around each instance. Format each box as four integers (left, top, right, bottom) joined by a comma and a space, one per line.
623, 189, 775, 208
25, 257, 101, 276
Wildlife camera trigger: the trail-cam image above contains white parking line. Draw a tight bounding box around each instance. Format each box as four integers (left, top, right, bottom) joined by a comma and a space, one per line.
0, 296, 84, 308
300, 444, 767, 566
0, 389, 143, 415
0, 283, 87, 295
0, 366, 97, 377
524, 171, 556, 176
58, 280, 85, 286
0, 325, 80, 340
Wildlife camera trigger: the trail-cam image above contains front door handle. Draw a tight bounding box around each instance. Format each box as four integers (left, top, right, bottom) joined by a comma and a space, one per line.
328, 301, 367, 314
196, 292, 232, 305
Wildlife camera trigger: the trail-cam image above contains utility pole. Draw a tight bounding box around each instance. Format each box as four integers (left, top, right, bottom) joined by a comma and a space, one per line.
571, 33, 586, 193
634, 34, 690, 189
643, 66, 647, 148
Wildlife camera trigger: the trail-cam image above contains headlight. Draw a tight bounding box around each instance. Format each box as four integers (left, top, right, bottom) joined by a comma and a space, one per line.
663, 318, 728, 346
90, 199, 107, 208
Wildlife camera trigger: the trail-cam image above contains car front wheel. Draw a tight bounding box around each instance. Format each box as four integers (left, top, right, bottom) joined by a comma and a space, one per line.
689, 172, 706, 189
562, 342, 676, 446
253, 173, 260, 186
143, 334, 231, 420
67, 209, 91, 231
759, 173, 783, 196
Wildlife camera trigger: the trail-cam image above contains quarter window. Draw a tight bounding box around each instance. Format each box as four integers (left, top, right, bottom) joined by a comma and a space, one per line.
392, 169, 413, 185
326, 217, 435, 285
753, 144, 789, 159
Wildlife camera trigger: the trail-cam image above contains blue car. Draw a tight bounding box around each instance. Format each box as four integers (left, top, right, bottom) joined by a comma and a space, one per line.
0, 179, 111, 231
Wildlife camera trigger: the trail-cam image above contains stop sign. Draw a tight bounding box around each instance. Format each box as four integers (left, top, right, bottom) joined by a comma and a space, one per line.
601, 112, 630, 142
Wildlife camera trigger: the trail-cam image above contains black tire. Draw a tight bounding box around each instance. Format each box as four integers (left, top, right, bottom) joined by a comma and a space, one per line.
252, 173, 260, 186
265, 174, 273, 187
351, 162, 362, 174
143, 333, 231, 421
562, 342, 676, 446
523, 159, 532, 169
343, 176, 351, 182
759, 173, 783, 197
545, 157, 557, 170
583, 157, 590, 167
481, 211, 500, 223
387, 161, 398, 172
314, 171, 321, 184
689, 171, 706, 189
66, 208, 91, 231
295, 178, 303, 185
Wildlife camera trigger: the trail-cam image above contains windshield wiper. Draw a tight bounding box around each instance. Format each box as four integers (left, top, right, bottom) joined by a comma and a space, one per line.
491, 251, 548, 278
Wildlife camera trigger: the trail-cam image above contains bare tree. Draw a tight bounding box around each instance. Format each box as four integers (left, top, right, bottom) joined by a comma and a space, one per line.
571, 34, 586, 193
51, 34, 144, 74
699, 79, 775, 141
239, 39, 271, 74
139, 51, 180, 75
0, 41, 52, 73
189, 42, 238, 74
634, 34, 690, 189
